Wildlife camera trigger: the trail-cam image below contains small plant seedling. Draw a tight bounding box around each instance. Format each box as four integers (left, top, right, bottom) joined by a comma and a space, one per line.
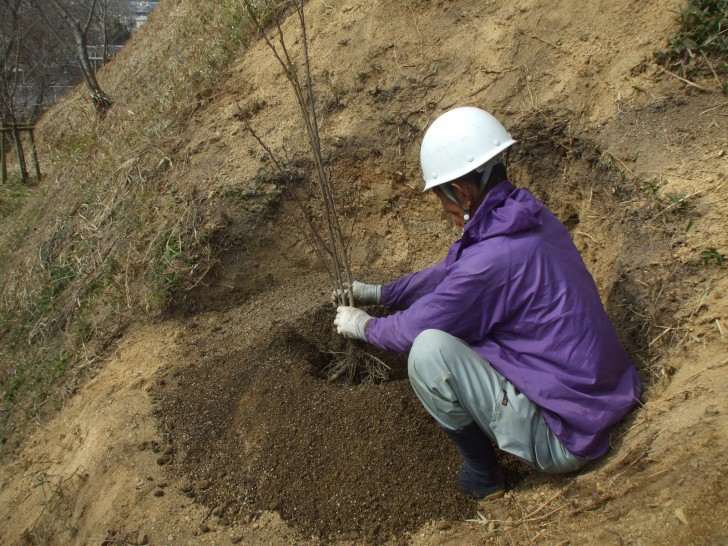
700, 247, 726, 267
641, 179, 661, 196
663, 192, 691, 217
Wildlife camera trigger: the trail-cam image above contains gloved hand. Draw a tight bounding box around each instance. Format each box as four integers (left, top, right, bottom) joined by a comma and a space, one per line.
334, 306, 372, 341
331, 280, 382, 306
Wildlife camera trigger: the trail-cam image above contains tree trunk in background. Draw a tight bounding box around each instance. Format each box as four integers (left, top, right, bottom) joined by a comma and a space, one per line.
38, 0, 113, 118
11, 126, 28, 182
68, 16, 113, 117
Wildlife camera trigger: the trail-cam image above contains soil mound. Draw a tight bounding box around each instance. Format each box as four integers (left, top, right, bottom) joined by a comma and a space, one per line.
154, 304, 484, 540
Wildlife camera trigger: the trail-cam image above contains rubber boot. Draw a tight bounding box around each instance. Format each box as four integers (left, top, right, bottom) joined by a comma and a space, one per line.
442, 422, 505, 500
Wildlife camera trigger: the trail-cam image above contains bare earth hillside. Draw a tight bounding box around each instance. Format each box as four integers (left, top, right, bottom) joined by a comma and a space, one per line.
1, 0, 727, 544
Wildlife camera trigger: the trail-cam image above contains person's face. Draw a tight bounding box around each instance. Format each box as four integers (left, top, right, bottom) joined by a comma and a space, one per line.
432, 180, 481, 228
434, 188, 467, 227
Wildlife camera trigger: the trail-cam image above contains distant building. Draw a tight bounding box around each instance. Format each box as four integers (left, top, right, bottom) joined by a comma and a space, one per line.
122, 1, 159, 31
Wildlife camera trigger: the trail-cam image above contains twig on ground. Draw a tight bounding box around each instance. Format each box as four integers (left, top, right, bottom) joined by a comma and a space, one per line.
656, 65, 711, 92
575, 231, 601, 244
603, 151, 635, 177
468, 503, 572, 527
523, 482, 575, 520
649, 326, 675, 347
700, 51, 722, 90
700, 101, 728, 115
530, 34, 568, 54
683, 358, 728, 383
569, 495, 615, 516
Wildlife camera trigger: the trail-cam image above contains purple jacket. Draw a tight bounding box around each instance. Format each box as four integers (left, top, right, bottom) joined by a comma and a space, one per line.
365, 181, 641, 459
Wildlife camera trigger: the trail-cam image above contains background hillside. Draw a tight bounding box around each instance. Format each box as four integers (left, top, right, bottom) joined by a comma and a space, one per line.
1, 0, 726, 544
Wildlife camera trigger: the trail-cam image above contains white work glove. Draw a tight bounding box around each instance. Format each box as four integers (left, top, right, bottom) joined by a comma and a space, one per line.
334, 306, 372, 341
331, 280, 382, 306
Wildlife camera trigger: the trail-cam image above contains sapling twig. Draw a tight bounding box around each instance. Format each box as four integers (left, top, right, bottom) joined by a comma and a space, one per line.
243, 0, 354, 307
241, 119, 342, 294
241, 0, 389, 383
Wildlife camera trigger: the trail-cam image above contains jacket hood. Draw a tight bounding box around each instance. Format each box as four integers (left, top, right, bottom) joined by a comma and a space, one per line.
462, 180, 543, 243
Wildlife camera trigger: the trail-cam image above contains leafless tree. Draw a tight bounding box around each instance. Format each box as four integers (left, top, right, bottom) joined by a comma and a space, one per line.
244, 1, 391, 383
31, 0, 113, 118
1, 0, 69, 124
95, 0, 128, 62
1, 0, 31, 180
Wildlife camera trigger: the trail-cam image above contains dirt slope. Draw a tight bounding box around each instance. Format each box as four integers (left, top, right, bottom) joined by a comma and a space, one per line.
1, 0, 727, 544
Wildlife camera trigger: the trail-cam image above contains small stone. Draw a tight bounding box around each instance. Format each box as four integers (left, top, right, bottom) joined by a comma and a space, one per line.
674, 508, 689, 525
705, 405, 720, 416
154, 489, 165, 497
230, 536, 244, 544
196, 480, 211, 490
435, 520, 451, 531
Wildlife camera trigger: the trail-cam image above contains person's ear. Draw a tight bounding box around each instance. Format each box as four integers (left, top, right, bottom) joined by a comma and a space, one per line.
449, 180, 476, 206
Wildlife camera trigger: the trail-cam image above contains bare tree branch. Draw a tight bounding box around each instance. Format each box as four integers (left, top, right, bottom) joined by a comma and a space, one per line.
31, 0, 113, 118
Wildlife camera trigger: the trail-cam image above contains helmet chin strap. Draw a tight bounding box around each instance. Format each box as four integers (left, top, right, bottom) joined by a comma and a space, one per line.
439, 157, 498, 224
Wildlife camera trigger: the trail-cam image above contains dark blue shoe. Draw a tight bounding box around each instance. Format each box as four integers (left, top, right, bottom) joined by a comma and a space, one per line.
442, 422, 505, 500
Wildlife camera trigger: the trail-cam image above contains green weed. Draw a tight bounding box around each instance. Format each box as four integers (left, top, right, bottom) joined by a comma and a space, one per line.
701, 246, 726, 266
655, 0, 728, 92
664, 192, 691, 217
640, 180, 695, 220
641, 179, 661, 197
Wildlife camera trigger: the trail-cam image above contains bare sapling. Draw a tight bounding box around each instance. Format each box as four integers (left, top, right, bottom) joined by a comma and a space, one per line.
243, 0, 389, 383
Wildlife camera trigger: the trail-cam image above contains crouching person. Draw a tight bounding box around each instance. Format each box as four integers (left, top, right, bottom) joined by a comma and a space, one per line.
332, 107, 641, 499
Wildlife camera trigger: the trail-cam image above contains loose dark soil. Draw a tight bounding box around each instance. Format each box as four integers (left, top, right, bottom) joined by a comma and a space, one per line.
153, 304, 536, 540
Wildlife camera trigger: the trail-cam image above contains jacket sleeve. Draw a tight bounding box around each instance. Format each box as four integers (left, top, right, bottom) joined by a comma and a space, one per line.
367, 246, 509, 353
380, 259, 447, 310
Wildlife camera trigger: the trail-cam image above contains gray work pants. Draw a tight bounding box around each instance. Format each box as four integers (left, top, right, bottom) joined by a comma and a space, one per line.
408, 329, 588, 473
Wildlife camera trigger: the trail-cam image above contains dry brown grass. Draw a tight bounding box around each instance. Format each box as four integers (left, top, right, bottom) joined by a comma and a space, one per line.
0, 0, 271, 456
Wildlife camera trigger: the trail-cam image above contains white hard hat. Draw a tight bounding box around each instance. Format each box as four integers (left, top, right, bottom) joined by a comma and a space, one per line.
420, 107, 516, 191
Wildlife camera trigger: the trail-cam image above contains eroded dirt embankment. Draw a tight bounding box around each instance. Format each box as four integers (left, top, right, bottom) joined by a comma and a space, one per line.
1, 0, 727, 544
